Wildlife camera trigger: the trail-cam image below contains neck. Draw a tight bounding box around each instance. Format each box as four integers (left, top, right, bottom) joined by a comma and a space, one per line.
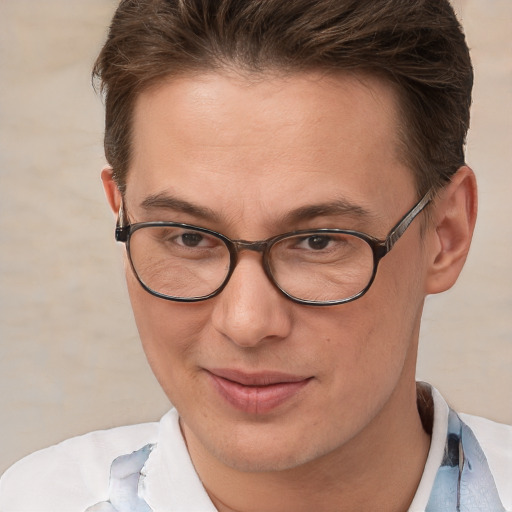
183, 374, 430, 512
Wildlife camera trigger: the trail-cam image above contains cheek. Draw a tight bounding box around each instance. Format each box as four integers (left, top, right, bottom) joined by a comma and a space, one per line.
125, 269, 211, 392
361, 257, 425, 383
310, 252, 424, 397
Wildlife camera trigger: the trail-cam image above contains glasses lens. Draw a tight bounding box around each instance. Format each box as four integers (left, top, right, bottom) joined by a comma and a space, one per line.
128, 225, 230, 299
268, 232, 374, 303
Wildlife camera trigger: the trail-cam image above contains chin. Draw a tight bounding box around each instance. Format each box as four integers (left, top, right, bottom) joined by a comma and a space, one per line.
216, 444, 319, 473
197, 421, 338, 473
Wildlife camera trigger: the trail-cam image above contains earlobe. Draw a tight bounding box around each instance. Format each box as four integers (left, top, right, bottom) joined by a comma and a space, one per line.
425, 166, 478, 295
101, 166, 122, 216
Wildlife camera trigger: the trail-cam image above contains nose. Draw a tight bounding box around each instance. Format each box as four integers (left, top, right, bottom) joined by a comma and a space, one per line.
210, 252, 293, 348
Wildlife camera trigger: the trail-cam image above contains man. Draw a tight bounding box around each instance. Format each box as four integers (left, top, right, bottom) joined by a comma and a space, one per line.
1, 0, 510, 511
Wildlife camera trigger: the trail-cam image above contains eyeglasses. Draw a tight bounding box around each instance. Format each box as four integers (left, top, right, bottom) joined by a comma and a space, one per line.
115, 189, 433, 306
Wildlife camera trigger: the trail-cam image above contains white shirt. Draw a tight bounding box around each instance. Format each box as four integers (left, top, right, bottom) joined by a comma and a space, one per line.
1, 386, 511, 511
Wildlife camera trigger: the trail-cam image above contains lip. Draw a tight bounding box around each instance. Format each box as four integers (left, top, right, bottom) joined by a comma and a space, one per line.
206, 368, 312, 414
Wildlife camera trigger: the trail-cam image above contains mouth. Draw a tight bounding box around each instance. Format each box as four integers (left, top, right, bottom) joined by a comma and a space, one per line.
205, 368, 313, 414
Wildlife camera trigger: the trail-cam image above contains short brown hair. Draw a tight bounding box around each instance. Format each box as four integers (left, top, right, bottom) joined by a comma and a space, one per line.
93, 0, 473, 196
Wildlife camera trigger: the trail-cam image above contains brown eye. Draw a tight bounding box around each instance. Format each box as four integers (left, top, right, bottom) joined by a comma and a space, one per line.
180, 232, 204, 247
307, 235, 330, 250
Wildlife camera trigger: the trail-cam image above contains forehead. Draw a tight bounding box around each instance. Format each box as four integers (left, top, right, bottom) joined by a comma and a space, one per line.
126, 71, 415, 231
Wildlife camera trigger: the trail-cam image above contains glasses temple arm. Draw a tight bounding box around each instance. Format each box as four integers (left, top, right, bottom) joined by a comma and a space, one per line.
385, 188, 434, 252
115, 200, 129, 242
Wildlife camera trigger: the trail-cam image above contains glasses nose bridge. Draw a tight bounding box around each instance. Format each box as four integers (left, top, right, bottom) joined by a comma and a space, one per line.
231, 240, 270, 267
231, 239, 270, 254
222, 238, 275, 293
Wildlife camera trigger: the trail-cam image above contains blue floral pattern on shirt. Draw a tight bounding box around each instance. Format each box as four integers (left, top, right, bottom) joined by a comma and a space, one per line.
426, 408, 505, 511
85, 444, 154, 512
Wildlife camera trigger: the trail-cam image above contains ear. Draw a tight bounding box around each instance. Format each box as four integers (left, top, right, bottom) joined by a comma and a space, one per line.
425, 166, 477, 295
101, 166, 122, 216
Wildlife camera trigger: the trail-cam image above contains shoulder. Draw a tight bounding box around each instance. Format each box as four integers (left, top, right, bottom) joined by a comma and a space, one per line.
460, 412, 512, 509
0, 420, 160, 512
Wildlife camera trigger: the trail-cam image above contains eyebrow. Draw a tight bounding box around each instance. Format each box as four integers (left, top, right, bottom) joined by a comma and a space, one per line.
139, 192, 375, 226
140, 193, 221, 222
281, 199, 376, 225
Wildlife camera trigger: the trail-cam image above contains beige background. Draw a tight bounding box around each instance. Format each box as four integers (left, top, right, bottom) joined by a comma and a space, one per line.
0, 0, 510, 474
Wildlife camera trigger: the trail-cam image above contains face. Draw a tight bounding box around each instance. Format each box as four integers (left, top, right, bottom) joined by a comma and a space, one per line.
112, 71, 430, 472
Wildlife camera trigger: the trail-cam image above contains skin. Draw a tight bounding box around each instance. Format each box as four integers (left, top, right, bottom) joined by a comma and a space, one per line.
103, 71, 477, 512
